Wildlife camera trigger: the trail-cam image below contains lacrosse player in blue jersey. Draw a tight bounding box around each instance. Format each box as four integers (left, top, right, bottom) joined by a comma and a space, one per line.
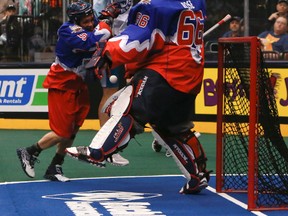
16, 0, 130, 181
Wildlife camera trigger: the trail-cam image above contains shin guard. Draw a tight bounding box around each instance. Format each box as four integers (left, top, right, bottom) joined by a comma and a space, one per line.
88, 85, 134, 161
89, 114, 133, 161
180, 131, 208, 173
152, 129, 210, 192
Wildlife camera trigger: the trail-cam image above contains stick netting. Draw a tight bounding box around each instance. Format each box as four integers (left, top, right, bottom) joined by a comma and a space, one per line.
220, 40, 288, 209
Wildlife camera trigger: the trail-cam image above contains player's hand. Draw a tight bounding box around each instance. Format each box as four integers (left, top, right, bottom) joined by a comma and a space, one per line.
268, 12, 279, 21
85, 42, 112, 79
98, 3, 121, 20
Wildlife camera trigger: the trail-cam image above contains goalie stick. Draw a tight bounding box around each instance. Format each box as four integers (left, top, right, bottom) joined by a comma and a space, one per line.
203, 14, 232, 38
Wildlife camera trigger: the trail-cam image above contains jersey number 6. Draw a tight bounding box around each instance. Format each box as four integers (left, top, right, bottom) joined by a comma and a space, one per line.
177, 10, 204, 46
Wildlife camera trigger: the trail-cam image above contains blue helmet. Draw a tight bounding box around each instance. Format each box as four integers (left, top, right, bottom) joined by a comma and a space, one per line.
67, 0, 94, 24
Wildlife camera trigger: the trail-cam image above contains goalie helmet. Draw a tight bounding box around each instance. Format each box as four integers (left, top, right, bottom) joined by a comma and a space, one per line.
67, 0, 94, 24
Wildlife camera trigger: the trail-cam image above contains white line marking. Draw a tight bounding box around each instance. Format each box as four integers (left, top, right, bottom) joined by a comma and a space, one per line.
206, 186, 267, 216
0, 174, 184, 185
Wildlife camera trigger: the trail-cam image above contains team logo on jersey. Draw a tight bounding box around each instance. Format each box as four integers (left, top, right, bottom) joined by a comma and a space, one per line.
69, 24, 84, 33
77, 33, 88, 41
140, 0, 151, 4
42, 190, 164, 215
181, 0, 195, 10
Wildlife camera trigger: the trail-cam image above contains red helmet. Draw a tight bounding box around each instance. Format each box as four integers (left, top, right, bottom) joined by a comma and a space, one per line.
67, 0, 94, 24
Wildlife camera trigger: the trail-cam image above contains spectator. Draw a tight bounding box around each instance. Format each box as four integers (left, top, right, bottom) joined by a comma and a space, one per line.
222, 16, 243, 37
258, 16, 288, 53
0, 4, 17, 20
28, 26, 46, 61
266, 0, 288, 30
0, 4, 19, 61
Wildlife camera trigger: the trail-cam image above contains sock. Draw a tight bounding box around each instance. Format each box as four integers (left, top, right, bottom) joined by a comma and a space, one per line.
26, 143, 42, 157
49, 153, 65, 167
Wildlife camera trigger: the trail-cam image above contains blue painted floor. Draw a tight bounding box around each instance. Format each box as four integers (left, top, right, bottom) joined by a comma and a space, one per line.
0, 175, 286, 216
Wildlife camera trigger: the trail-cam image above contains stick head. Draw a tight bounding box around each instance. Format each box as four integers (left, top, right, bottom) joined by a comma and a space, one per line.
223, 14, 232, 22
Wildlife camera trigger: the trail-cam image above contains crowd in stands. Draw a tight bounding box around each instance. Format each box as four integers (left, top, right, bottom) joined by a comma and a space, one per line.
0, 4, 18, 61
0, 1, 60, 62
206, 0, 288, 61
1, 1, 288, 62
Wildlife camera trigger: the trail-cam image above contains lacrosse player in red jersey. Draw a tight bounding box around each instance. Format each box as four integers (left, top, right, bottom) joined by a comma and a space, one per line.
67, 0, 211, 194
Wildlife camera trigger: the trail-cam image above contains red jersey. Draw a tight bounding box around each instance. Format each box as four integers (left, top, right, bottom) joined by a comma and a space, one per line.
105, 0, 206, 94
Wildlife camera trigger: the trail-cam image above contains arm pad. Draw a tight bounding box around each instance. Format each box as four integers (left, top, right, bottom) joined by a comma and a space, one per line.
85, 42, 112, 79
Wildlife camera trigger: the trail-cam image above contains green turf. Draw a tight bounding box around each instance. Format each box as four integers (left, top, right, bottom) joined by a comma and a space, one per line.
0, 129, 216, 182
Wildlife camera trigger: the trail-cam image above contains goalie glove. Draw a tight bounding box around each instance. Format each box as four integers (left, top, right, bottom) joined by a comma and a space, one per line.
98, 3, 121, 20
85, 42, 112, 79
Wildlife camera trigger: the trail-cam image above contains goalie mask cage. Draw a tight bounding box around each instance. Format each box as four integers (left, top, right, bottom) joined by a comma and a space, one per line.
216, 36, 288, 211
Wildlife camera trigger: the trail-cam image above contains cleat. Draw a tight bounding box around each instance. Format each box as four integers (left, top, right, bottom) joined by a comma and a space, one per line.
44, 165, 70, 182
152, 139, 162, 152
65, 146, 106, 168
16, 148, 39, 178
106, 153, 129, 166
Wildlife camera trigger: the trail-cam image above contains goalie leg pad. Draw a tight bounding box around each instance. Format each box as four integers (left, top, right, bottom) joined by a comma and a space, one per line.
89, 114, 133, 161
180, 131, 207, 172
152, 130, 198, 179
152, 129, 210, 193
88, 85, 134, 161
101, 85, 133, 116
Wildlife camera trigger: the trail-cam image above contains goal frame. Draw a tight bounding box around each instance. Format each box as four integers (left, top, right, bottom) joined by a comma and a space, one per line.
215, 36, 287, 211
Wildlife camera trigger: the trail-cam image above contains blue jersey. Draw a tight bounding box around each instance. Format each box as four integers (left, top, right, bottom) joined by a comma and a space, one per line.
43, 21, 111, 91
55, 20, 112, 68
258, 30, 288, 52
106, 0, 206, 94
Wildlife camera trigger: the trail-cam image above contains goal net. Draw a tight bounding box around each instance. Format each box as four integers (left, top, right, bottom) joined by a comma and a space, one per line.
216, 36, 288, 210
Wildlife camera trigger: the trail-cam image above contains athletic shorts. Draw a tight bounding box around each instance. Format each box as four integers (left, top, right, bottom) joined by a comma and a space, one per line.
130, 69, 196, 134
48, 87, 90, 138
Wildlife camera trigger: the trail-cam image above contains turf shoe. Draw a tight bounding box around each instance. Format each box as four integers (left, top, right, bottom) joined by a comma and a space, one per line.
65, 146, 106, 168
44, 164, 70, 182
106, 153, 129, 166
151, 139, 162, 152
16, 148, 39, 178
179, 173, 209, 194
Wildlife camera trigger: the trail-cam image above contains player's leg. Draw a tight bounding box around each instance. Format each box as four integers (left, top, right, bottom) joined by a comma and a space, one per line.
129, 70, 210, 194
17, 88, 90, 181
16, 89, 70, 178
43, 88, 91, 181
16, 131, 63, 178
42, 134, 73, 182
66, 85, 140, 164
99, 66, 129, 166
152, 129, 211, 194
